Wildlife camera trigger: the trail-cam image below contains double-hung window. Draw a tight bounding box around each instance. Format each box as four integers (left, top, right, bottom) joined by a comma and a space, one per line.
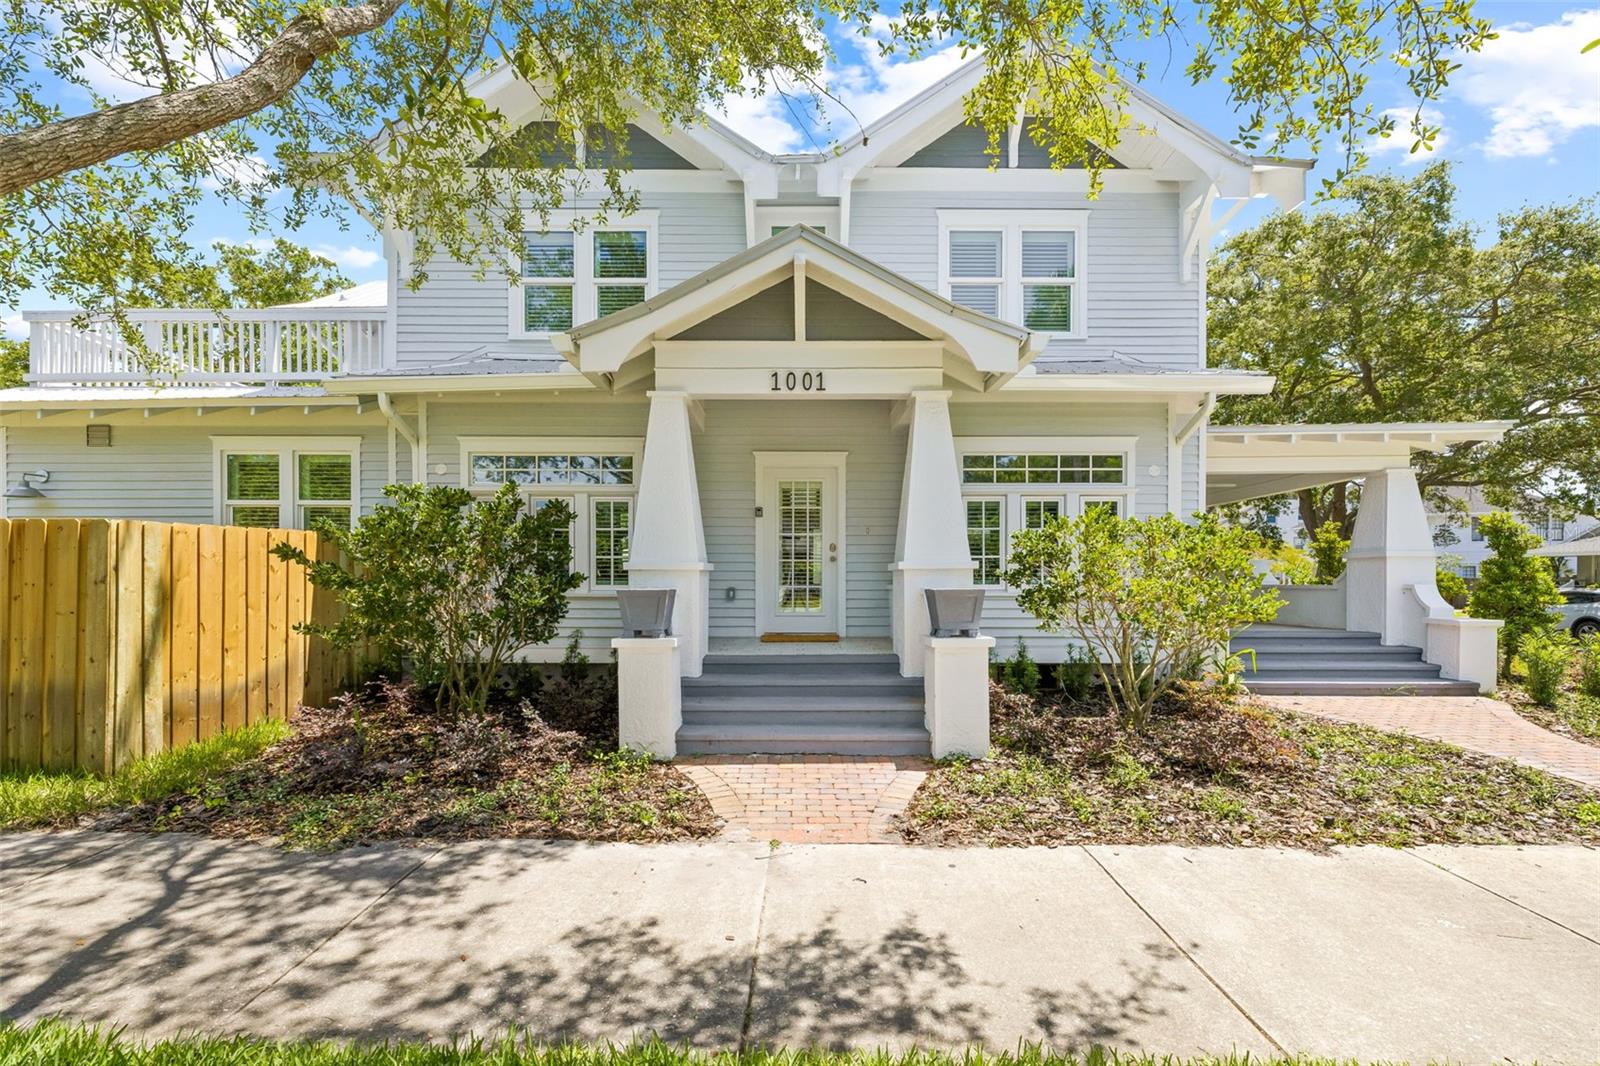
938, 210, 1087, 337
214, 437, 360, 530
460, 437, 641, 593
966, 499, 1005, 586
511, 211, 657, 337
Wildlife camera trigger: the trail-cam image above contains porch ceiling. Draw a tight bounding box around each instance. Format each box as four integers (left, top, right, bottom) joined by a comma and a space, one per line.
1205, 421, 1513, 506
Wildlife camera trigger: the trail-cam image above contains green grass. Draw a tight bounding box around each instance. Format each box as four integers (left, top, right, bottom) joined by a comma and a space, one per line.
0, 1019, 1407, 1065
0, 721, 288, 829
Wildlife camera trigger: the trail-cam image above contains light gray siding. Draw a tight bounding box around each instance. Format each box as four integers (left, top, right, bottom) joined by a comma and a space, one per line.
850, 189, 1200, 369
394, 191, 747, 366
694, 400, 904, 639
900, 119, 1116, 169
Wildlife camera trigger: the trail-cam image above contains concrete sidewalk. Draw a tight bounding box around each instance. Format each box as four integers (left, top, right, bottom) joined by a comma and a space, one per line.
2, 833, 1596, 1063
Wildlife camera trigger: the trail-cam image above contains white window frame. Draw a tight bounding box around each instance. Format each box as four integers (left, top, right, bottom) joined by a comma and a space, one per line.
1078, 495, 1124, 517
458, 436, 642, 595
210, 436, 362, 529
965, 496, 1007, 588
937, 209, 1088, 339
754, 205, 838, 242
508, 210, 659, 340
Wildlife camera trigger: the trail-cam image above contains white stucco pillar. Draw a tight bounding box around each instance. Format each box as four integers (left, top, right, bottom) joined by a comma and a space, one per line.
1346, 467, 1451, 648
613, 636, 682, 758
891, 391, 974, 677
923, 635, 995, 758
628, 391, 711, 677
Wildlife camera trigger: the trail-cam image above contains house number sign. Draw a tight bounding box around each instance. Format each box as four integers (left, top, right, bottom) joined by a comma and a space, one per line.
769, 370, 827, 393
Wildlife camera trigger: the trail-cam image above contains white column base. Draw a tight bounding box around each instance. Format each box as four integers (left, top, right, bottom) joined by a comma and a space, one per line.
1346, 467, 1442, 647
613, 636, 682, 759
923, 636, 995, 759
626, 566, 710, 678
1423, 617, 1504, 695
893, 565, 974, 677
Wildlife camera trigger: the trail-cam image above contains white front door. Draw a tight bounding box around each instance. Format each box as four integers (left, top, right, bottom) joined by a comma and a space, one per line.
756, 454, 845, 635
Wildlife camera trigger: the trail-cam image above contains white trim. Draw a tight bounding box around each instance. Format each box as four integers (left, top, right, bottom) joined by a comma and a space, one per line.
753, 451, 848, 636
0, 425, 7, 518
755, 206, 839, 238
1078, 494, 1128, 516
209, 435, 363, 529
938, 210, 1088, 340
508, 210, 660, 340
963, 495, 1006, 588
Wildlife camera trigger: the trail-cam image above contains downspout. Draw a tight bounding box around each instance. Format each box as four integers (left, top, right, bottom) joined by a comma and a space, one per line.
1173, 392, 1216, 447
376, 392, 422, 484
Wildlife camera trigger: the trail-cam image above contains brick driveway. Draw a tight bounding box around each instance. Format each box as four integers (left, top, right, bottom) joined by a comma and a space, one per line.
676, 755, 930, 843
1260, 695, 1600, 790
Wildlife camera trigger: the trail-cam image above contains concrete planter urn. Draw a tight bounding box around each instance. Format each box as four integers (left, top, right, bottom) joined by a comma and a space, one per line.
925, 587, 985, 637
616, 588, 676, 638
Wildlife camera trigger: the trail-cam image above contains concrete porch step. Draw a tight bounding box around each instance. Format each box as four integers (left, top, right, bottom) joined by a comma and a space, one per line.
701, 653, 901, 667
1231, 642, 1423, 659
675, 722, 933, 756
1246, 677, 1481, 696
684, 670, 922, 691
684, 692, 924, 713
1244, 660, 1442, 676
682, 706, 926, 728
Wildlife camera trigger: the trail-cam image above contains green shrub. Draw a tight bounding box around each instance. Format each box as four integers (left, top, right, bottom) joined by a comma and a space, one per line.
1519, 631, 1573, 708
1576, 634, 1600, 699
275, 483, 583, 715
1259, 543, 1314, 585
1004, 510, 1281, 732
1434, 567, 1469, 607
1467, 513, 1563, 679
1307, 520, 1349, 584
1002, 639, 1040, 696
1058, 643, 1094, 702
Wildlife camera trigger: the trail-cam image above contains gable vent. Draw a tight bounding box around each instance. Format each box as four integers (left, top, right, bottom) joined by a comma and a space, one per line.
86, 425, 112, 448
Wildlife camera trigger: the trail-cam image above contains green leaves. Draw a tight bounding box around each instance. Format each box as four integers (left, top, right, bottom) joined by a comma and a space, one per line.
1466, 511, 1565, 679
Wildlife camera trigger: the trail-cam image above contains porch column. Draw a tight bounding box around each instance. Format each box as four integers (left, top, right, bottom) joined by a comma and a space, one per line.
629, 390, 711, 678
1346, 466, 1451, 648
891, 390, 974, 677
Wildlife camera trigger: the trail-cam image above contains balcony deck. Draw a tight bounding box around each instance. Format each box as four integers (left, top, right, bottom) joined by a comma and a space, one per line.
23, 308, 386, 386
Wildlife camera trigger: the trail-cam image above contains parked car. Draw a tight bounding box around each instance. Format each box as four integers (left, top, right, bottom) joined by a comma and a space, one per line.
1556, 589, 1600, 639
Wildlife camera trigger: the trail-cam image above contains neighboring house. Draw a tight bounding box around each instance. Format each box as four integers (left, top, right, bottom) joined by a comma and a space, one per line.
0, 58, 1510, 751
1429, 488, 1596, 582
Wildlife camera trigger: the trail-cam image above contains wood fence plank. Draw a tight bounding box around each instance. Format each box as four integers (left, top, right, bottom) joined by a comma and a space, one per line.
0, 520, 11, 769
245, 527, 269, 724
197, 524, 224, 740
112, 521, 144, 769
42, 520, 80, 771
169, 525, 200, 750
285, 530, 307, 715
141, 522, 171, 757
77, 521, 111, 773
11, 521, 48, 770
266, 534, 288, 720
221, 525, 248, 731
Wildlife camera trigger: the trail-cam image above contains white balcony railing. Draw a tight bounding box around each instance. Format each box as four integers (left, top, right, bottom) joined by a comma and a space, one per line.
24, 308, 387, 386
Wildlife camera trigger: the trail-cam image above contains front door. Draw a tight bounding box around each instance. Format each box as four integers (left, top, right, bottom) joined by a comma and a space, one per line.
756, 454, 844, 635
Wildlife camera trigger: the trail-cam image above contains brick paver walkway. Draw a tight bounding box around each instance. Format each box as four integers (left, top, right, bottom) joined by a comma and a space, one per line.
1260, 695, 1600, 790
676, 755, 931, 843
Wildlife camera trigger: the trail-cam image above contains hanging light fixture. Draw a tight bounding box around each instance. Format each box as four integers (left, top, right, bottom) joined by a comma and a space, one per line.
4, 470, 50, 498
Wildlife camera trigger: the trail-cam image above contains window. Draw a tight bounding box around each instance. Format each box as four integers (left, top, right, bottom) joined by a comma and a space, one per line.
962, 453, 1124, 486
1470, 517, 1484, 542
214, 438, 360, 530
771, 225, 825, 237
510, 212, 657, 337
460, 437, 641, 594
967, 499, 1004, 586
1080, 497, 1122, 517
1460, 564, 1478, 579
1023, 498, 1062, 530
939, 210, 1086, 336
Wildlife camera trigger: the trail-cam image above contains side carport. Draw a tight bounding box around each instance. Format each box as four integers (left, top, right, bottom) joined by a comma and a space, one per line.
1207, 422, 1514, 694
1533, 535, 1600, 587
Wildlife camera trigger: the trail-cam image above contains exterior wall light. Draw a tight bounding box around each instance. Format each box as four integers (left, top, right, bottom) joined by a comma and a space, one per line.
4, 470, 50, 498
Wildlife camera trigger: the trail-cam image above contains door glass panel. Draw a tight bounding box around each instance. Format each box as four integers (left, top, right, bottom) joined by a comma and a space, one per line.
777, 479, 824, 614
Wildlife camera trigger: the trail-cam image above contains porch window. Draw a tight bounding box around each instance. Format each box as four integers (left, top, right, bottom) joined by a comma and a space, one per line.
962, 453, 1124, 486
1023, 498, 1062, 530
511, 211, 658, 338
591, 498, 631, 587
469, 452, 634, 486
938, 210, 1086, 337
967, 499, 1004, 586
216, 439, 359, 530
1080, 497, 1121, 517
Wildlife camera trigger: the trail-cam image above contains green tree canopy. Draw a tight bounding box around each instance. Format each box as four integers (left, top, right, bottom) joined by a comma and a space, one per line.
131, 239, 353, 309
1209, 164, 1600, 532
2, 0, 1493, 316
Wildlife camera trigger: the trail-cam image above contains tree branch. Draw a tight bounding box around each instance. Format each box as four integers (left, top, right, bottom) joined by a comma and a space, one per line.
0, 0, 404, 196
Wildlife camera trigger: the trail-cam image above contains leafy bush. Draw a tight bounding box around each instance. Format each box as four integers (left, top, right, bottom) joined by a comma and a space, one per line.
1579, 635, 1600, 699
1519, 631, 1573, 708
1260, 543, 1315, 585
1434, 567, 1470, 607
1004, 510, 1281, 733
1307, 520, 1349, 584
1467, 512, 1563, 678
275, 483, 583, 715
1001, 639, 1041, 696
1058, 643, 1095, 702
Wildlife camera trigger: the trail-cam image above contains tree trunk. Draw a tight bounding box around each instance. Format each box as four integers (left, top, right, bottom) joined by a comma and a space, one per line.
0, 0, 404, 196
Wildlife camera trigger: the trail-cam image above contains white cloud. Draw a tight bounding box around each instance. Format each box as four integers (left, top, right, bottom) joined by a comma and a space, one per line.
714, 88, 812, 153
316, 244, 383, 271
1366, 105, 1450, 164
2, 313, 26, 341
1454, 7, 1600, 159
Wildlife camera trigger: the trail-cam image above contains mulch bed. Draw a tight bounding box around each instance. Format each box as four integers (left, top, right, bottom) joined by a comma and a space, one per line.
1500, 677, 1600, 749
899, 683, 1600, 849
109, 677, 720, 849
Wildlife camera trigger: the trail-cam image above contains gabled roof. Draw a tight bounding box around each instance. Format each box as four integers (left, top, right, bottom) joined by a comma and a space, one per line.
557, 225, 1040, 376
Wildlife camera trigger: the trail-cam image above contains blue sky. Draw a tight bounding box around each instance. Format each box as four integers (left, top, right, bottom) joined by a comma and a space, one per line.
5, 0, 1598, 337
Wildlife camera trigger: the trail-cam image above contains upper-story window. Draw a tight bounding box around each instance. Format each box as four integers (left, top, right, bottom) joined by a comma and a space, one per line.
937, 210, 1087, 338
510, 211, 658, 338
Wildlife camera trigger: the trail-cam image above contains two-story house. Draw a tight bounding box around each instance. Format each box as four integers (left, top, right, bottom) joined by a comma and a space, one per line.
0, 57, 1510, 755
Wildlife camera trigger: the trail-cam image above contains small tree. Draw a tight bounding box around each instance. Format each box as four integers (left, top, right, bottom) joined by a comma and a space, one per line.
1004, 511, 1282, 733
274, 483, 583, 714
1467, 512, 1563, 679
1307, 521, 1350, 584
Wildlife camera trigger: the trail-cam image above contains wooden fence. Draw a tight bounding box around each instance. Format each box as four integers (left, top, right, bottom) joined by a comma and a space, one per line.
1, 518, 358, 774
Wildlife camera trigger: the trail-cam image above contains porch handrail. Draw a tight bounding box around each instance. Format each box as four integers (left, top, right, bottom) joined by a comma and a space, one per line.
23, 307, 388, 385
